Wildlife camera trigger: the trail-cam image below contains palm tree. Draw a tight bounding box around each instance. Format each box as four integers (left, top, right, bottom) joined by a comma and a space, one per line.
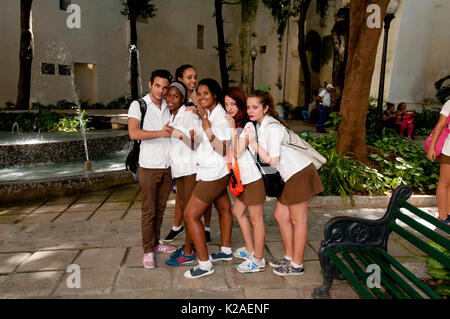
16, 0, 33, 109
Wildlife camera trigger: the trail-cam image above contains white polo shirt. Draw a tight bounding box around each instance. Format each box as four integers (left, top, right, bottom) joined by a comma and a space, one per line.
196, 103, 231, 181
256, 115, 312, 182
233, 122, 262, 185
319, 89, 331, 107
169, 105, 200, 178
439, 100, 450, 156
127, 94, 171, 169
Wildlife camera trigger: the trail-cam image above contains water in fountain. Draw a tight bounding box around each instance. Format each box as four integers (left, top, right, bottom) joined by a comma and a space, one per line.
11, 122, 19, 134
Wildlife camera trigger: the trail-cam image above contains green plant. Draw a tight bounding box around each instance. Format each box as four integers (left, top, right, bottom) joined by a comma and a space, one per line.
425, 241, 450, 297
324, 111, 341, 132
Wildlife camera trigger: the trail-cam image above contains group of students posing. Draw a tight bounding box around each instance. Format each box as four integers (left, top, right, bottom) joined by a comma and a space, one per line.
128, 65, 324, 279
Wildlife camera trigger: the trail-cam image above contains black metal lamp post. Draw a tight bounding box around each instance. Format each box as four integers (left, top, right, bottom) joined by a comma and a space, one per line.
250, 45, 257, 91
377, 0, 400, 118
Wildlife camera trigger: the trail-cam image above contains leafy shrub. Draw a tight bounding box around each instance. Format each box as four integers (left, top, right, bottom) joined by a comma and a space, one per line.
107, 95, 133, 109
425, 241, 450, 297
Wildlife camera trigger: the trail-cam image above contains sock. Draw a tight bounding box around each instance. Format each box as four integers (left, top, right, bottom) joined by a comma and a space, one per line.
172, 225, 182, 231
291, 261, 303, 269
285, 255, 292, 261
221, 246, 232, 255
198, 259, 212, 270
204, 226, 211, 232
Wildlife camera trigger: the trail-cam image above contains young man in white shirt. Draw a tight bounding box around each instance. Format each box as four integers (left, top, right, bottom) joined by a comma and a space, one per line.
128, 69, 177, 269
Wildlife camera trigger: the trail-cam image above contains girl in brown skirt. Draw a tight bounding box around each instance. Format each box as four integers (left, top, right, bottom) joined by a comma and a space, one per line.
245, 90, 324, 276
224, 87, 267, 273
183, 79, 233, 279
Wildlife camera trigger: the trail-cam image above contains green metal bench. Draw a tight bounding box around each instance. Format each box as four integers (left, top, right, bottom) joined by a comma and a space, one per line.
313, 185, 450, 299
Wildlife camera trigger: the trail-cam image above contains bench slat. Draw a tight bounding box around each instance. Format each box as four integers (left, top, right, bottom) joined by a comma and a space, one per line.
363, 247, 424, 299
392, 209, 450, 251
389, 221, 450, 269
339, 248, 387, 299
351, 247, 408, 299
399, 200, 450, 234
324, 248, 375, 299
376, 248, 442, 299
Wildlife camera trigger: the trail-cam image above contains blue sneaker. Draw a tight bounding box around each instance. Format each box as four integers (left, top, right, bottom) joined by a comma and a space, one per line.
210, 250, 233, 262
165, 251, 196, 266
184, 265, 214, 279
171, 245, 185, 258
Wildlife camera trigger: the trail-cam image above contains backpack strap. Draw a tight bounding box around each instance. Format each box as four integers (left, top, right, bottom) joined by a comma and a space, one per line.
136, 98, 147, 145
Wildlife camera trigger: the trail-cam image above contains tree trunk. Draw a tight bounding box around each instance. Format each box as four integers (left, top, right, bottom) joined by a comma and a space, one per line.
297, 0, 311, 108
16, 0, 33, 109
336, 0, 389, 161
215, 0, 229, 91
331, 7, 350, 112
128, 0, 139, 100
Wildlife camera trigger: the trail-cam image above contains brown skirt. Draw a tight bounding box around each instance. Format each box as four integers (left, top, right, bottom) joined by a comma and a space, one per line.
278, 163, 324, 205
237, 178, 266, 206
192, 174, 230, 205
438, 153, 450, 164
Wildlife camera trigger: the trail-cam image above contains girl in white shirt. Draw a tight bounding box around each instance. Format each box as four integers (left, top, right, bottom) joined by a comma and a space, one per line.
183, 78, 233, 279
224, 87, 266, 273
245, 90, 324, 276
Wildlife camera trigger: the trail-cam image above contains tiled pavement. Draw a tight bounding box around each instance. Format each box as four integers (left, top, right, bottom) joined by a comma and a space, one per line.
0, 183, 439, 299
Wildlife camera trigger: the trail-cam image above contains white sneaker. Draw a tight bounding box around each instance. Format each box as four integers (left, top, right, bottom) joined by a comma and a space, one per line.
233, 247, 253, 260
236, 256, 265, 273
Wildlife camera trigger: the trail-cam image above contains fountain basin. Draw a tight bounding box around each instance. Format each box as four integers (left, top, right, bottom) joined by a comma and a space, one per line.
0, 130, 130, 168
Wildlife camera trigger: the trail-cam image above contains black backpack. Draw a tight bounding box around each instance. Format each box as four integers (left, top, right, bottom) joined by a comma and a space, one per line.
125, 99, 147, 179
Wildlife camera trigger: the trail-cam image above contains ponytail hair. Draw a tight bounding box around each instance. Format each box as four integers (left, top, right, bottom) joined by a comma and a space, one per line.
247, 90, 290, 130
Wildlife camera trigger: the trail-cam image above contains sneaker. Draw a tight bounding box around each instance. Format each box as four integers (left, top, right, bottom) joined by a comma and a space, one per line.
205, 230, 211, 243
154, 243, 177, 254
184, 265, 214, 279
437, 214, 450, 225
143, 253, 155, 269
210, 250, 233, 262
161, 225, 184, 243
236, 256, 265, 273
165, 251, 196, 266
273, 263, 304, 276
269, 257, 291, 268
233, 247, 253, 260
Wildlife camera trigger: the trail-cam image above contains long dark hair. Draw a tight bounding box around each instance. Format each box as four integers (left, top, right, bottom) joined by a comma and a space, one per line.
247, 90, 290, 129
197, 78, 224, 107
224, 87, 249, 129
175, 64, 196, 82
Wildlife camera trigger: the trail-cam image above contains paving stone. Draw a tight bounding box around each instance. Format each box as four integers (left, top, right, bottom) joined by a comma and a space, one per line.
115, 267, 171, 291
122, 209, 141, 219
97, 202, 131, 212
0, 271, 64, 298
224, 263, 285, 289
0, 215, 24, 224
107, 193, 137, 202
395, 257, 431, 280
76, 194, 109, 203
16, 250, 78, 272
19, 213, 60, 224
89, 211, 125, 222
244, 288, 304, 299
301, 282, 359, 299
0, 203, 43, 215
45, 196, 79, 205
74, 248, 126, 269
0, 252, 31, 274
0, 208, 29, 216
130, 201, 142, 209
190, 289, 245, 299
66, 202, 101, 212
54, 211, 92, 222
32, 204, 70, 214
109, 290, 190, 299
54, 268, 119, 296
172, 264, 229, 291
126, 247, 174, 268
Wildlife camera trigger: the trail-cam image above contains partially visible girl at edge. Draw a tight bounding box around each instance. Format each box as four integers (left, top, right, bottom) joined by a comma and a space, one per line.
224, 87, 267, 273
426, 99, 450, 225
244, 90, 324, 276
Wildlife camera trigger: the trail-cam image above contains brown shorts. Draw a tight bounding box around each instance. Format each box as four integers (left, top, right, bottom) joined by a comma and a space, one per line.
438, 153, 450, 164
237, 178, 266, 206
175, 174, 198, 212
278, 163, 324, 205
192, 174, 230, 205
